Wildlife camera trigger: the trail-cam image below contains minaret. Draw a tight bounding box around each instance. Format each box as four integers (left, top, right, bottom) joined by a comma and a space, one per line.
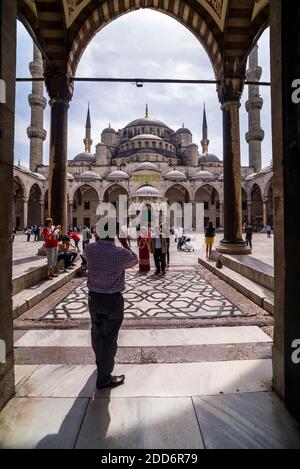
27, 44, 47, 172
83, 103, 93, 153
201, 104, 209, 155
245, 44, 264, 172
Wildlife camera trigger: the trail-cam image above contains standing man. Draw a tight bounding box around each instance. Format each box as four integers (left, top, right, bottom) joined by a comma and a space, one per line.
82, 225, 91, 250
245, 222, 254, 250
84, 225, 138, 389
150, 225, 167, 276
176, 225, 184, 250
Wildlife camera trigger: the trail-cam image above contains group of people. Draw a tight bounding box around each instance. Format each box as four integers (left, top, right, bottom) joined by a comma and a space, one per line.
24, 225, 41, 242
42, 219, 79, 279
136, 224, 170, 276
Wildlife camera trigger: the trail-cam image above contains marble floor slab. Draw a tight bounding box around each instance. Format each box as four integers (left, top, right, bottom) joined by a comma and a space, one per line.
42, 271, 245, 321
16, 360, 272, 398
14, 365, 39, 386
0, 397, 88, 449
14, 326, 271, 348
193, 392, 300, 449
76, 397, 204, 449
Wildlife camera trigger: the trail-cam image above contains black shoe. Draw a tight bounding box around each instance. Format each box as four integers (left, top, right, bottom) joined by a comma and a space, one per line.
96, 375, 125, 390
153, 271, 160, 276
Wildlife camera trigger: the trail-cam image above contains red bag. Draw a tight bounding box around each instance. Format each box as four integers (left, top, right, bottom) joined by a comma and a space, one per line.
216, 256, 223, 269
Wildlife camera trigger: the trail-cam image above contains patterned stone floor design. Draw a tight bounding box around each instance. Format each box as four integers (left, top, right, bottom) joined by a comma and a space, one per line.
42, 271, 245, 321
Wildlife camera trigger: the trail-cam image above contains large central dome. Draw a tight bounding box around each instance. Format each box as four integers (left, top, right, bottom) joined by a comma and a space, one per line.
125, 117, 170, 129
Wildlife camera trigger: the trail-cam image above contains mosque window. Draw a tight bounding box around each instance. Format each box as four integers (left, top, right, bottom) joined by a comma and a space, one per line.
152, 141, 156, 148
142, 127, 145, 133
73, 201, 77, 210
138, 142, 142, 148
145, 141, 149, 148
159, 142, 163, 148
84, 201, 90, 210
204, 201, 209, 210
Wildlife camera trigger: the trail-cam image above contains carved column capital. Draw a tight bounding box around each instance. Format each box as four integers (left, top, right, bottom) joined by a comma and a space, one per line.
217, 76, 245, 106
44, 64, 73, 103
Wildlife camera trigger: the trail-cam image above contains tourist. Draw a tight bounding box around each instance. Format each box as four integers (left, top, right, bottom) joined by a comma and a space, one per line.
245, 222, 253, 250
82, 225, 92, 250
57, 231, 77, 272
34, 225, 41, 242
68, 229, 81, 252
84, 222, 138, 389
266, 224, 272, 238
137, 226, 150, 273
25, 227, 31, 242
150, 225, 167, 276
176, 225, 184, 250
42, 218, 59, 279
205, 221, 216, 260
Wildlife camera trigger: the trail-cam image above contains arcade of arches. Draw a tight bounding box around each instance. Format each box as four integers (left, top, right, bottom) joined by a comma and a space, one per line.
1, 0, 300, 427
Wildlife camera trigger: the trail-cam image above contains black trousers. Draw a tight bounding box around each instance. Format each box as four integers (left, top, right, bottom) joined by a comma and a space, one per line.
153, 248, 166, 273
88, 291, 124, 384
246, 235, 252, 249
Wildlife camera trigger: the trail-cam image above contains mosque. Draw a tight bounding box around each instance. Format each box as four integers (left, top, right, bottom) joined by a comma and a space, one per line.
13, 44, 273, 231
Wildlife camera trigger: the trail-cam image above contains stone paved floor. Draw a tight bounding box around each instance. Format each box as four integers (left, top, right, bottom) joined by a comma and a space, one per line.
42, 271, 245, 321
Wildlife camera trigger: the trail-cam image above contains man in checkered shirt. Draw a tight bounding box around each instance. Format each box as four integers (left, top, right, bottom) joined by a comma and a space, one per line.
85, 223, 138, 390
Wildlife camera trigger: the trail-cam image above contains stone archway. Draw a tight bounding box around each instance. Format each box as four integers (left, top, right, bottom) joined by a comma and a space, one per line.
73, 184, 100, 229
13, 177, 25, 230
194, 184, 221, 229
165, 184, 190, 228
28, 183, 42, 227
251, 184, 263, 229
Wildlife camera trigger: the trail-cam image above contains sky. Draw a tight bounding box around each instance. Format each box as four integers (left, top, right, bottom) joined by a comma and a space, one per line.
15, 9, 272, 169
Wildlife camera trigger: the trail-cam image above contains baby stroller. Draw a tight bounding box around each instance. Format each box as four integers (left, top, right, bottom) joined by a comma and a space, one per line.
178, 236, 195, 252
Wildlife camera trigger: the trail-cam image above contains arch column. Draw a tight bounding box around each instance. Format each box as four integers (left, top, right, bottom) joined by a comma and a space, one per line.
69, 200, 74, 227
247, 200, 252, 224
219, 202, 224, 228
263, 198, 269, 226
45, 69, 73, 228
22, 197, 29, 228
217, 82, 251, 254
39, 200, 44, 226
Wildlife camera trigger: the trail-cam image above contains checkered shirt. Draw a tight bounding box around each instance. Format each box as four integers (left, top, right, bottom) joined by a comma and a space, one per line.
85, 240, 138, 294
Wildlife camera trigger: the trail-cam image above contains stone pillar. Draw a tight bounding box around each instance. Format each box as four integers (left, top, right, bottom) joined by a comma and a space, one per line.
45, 69, 73, 229
23, 197, 29, 229
219, 202, 224, 228
217, 81, 251, 254
69, 201, 73, 227
27, 44, 47, 172
247, 200, 252, 224
39, 200, 44, 226
0, 0, 17, 411
270, 0, 300, 422
263, 199, 268, 227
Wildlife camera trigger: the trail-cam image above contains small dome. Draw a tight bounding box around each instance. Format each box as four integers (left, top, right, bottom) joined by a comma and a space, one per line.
102, 127, 117, 134
198, 153, 220, 163
107, 170, 129, 180
131, 134, 163, 141
33, 172, 47, 180
176, 127, 192, 134
73, 152, 96, 163
165, 170, 187, 181
67, 172, 74, 181
192, 170, 214, 180
245, 173, 258, 181
79, 170, 101, 180
135, 162, 160, 172
135, 186, 160, 197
